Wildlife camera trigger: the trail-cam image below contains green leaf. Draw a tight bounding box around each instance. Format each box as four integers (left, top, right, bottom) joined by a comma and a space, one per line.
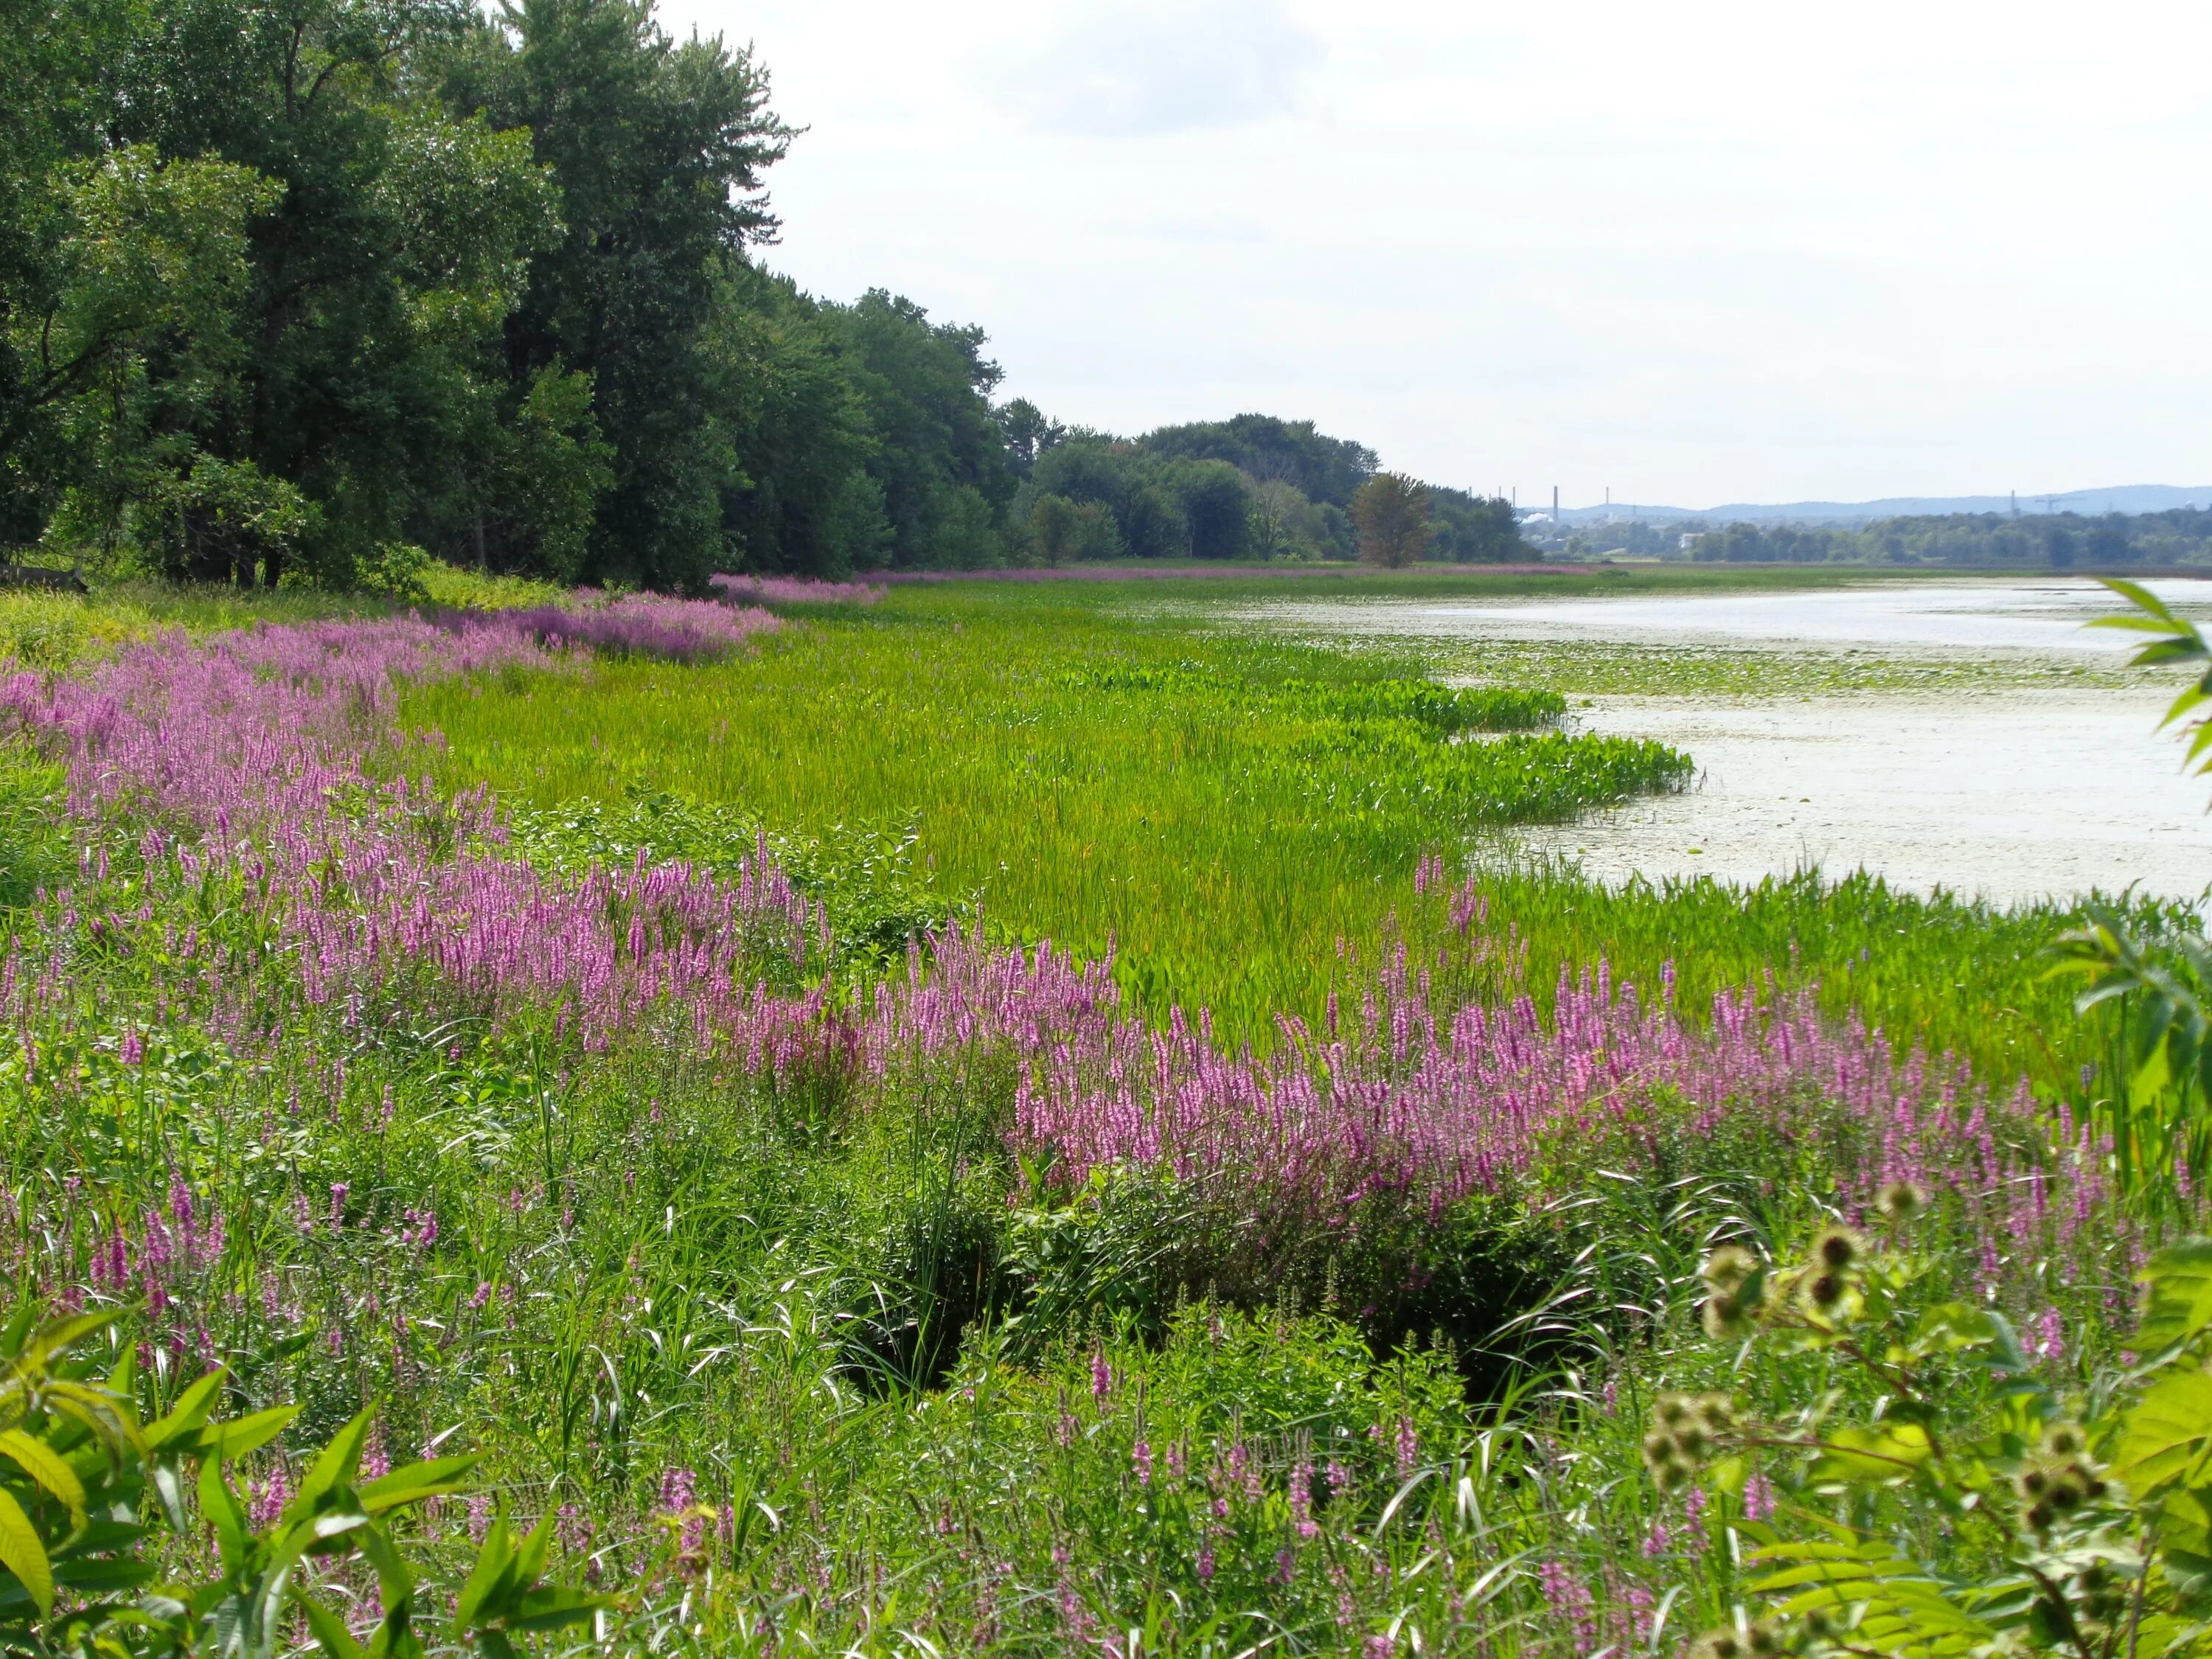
509, 1585, 607, 1632
508, 1510, 554, 1599
2115, 1367, 2212, 1495
453, 1507, 514, 1629
288, 1407, 374, 1520
1812, 1422, 1934, 1486
0, 1485, 55, 1616
200, 1404, 299, 1464
2138, 1239, 2212, 1353
18, 1310, 123, 1374
1910, 1302, 1996, 1356
145, 1369, 227, 1450
197, 1455, 247, 1575
0, 1429, 84, 1530
357, 1455, 479, 1516
297, 1593, 367, 1659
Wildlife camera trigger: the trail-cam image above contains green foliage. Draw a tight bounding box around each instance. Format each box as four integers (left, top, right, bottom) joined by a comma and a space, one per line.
409, 588, 1687, 1037
0, 1307, 602, 1659
1352, 472, 1433, 568
2047, 580, 2212, 1208
1647, 1217, 2212, 1658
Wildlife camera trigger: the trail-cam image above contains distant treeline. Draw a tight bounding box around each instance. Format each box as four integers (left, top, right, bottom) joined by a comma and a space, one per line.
1676, 509, 2212, 568
1, 0, 1522, 591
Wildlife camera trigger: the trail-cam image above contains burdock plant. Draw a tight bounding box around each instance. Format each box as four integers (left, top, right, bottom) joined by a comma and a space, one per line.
1645, 1215, 2212, 1657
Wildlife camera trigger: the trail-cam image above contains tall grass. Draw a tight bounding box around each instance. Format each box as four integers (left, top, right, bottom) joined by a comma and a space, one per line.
408, 583, 2127, 1083
406, 594, 1691, 1037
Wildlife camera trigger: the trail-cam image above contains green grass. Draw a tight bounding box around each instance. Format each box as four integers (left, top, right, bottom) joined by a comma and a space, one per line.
0, 563, 2179, 1654
406, 587, 1692, 1039
407, 577, 2132, 1085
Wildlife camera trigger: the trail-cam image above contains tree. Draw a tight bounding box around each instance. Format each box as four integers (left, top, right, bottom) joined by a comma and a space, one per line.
453, 0, 792, 589
1351, 471, 1430, 568
995, 397, 1063, 479
824, 290, 1014, 568
1165, 458, 1251, 560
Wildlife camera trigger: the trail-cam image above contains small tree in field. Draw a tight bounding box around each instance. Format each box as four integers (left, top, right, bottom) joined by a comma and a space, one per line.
1352, 472, 1431, 567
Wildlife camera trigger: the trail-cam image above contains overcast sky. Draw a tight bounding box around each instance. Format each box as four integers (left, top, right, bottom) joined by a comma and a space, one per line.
653, 0, 2212, 509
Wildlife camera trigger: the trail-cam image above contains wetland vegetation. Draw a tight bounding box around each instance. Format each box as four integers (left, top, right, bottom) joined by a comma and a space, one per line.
0, 563, 2189, 1656
6, 0, 2212, 1651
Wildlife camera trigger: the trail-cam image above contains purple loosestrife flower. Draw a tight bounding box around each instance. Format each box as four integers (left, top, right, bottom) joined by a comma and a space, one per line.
1132, 1440, 1152, 1486
1195, 1544, 1214, 1582
467, 1494, 492, 1543
1090, 1345, 1113, 1407
2033, 1307, 2065, 1364
1537, 1560, 1597, 1652
250, 1464, 292, 1530
1742, 1471, 1775, 1523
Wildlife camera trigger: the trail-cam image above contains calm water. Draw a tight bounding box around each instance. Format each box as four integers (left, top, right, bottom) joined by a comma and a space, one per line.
1260, 577, 2212, 905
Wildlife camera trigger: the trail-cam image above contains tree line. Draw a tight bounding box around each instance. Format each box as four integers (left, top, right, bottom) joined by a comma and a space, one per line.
1678, 509, 2212, 568
0, 0, 1526, 591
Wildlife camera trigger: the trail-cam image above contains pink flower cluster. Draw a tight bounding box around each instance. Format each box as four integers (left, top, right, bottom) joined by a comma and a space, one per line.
709, 573, 884, 608
0, 612, 2096, 1256
472, 591, 779, 663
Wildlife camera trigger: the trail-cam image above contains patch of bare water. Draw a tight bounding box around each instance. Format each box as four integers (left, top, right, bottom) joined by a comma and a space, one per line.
1253, 576, 2212, 905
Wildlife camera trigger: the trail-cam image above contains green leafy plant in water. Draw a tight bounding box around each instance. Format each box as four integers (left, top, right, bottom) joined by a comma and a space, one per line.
1648, 1186, 2212, 1658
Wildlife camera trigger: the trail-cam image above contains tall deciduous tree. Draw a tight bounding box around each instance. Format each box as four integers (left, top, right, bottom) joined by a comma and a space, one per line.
451, 0, 791, 590
1351, 472, 1430, 568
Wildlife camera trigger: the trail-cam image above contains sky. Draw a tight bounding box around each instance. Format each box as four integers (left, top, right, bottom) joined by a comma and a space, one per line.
653, 0, 2212, 509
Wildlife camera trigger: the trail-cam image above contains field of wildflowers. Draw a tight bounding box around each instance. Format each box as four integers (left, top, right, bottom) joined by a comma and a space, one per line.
0, 566, 2179, 1655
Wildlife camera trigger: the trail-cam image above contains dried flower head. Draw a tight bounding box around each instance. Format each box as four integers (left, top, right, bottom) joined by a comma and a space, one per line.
1812, 1226, 1863, 1272
1876, 1180, 1928, 1225
1700, 1245, 1760, 1290
1702, 1290, 1754, 1340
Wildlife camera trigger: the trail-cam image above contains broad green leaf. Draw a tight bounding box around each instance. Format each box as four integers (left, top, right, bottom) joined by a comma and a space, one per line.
2138, 1239, 2212, 1352
197, 1457, 246, 1575
0, 1430, 84, 1529
18, 1310, 123, 1374
2115, 1367, 2212, 1495
0, 1485, 54, 1616
1911, 1303, 1995, 1356
145, 1370, 227, 1450
201, 1405, 299, 1465
509, 1585, 608, 1632
508, 1511, 554, 1599
289, 1408, 374, 1520
1812, 1422, 1933, 1486
357, 1455, 479, 1515
297, 1593, 367, 1659
453, 1508, 514, 1628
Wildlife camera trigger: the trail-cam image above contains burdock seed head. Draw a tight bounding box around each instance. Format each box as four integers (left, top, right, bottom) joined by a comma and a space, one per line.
1812, 1225, 1863, 1271
1876, 1180, 1928, 1225
1702, 1291, 1752, 1340
1806, 1272, 1845, 1310
2044, 1422, 2084, 1458
1701, 1245, 1759, 1290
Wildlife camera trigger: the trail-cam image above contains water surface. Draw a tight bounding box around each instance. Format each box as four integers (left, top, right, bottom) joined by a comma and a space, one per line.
1261, 577, 2212, 905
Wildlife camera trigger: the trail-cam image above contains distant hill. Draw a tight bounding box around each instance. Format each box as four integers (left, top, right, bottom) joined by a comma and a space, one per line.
1546, 484, 2212, 529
